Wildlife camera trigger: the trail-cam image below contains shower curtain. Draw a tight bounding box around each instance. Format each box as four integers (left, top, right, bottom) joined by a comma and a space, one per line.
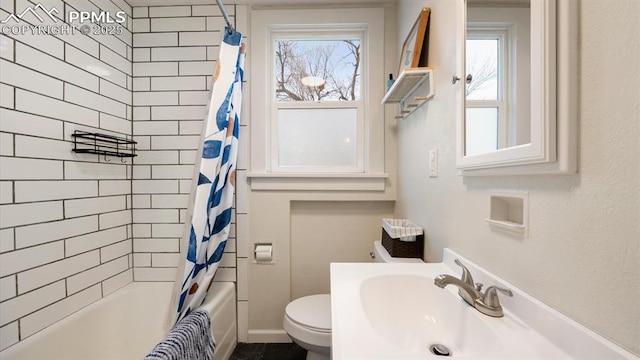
166, 27, 245, 327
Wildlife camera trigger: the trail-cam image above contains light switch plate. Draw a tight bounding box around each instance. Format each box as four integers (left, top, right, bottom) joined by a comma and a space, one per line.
429, 149, 438, 177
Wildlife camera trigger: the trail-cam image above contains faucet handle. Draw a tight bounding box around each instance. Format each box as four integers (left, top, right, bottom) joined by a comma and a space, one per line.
482, 286, 513, 308
454, 259, 475, 286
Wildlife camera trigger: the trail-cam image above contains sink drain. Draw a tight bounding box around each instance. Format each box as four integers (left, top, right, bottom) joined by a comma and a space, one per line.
429, 344, 451, 357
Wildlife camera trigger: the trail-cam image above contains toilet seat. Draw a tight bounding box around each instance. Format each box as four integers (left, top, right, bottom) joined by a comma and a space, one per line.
283, 294, 332, 348
286, 315, 331, 334
285, 294, 331, 332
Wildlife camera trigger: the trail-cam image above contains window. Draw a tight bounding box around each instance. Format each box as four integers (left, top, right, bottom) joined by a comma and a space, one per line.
274, 39, 361, 102
250, 7, 386, 188
270, 32, 365, 173
465, 27, 512, 156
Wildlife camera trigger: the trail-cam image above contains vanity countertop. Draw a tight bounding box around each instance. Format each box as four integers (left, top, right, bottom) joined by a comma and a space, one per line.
330, 249, 637, 360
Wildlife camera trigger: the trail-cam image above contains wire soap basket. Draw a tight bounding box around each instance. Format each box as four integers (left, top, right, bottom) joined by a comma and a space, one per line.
71, 130, 137, 162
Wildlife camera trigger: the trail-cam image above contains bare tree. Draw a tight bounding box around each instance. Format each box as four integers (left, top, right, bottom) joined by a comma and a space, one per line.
465, 53, 497, 98
275, 40, 360, 102
275, 41, 303, 101
327, 40, 360, 101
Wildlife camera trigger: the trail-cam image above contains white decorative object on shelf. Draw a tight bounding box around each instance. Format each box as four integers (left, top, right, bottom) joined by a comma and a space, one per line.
382, 67, 434, 119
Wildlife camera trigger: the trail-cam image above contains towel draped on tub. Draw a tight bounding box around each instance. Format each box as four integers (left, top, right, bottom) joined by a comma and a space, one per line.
145, 309, 215, 360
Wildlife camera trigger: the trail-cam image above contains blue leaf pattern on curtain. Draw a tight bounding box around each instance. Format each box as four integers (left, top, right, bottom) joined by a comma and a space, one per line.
202, 140, 222, 159
170, 27, 245, 325
198, 173, 211, 185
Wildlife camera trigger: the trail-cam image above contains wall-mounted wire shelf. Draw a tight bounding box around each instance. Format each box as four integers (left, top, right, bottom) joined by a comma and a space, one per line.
71, 130, 137, 159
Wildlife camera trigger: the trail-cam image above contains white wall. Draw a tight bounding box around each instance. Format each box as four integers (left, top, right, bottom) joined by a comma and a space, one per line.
290, 201, 395, 299
396, 0, 639, 355
247, 193, 397, 342
0, 0, 134, 350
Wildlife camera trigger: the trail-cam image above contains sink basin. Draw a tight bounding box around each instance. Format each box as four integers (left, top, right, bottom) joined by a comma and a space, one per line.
360, 274, 499, 357
331, 250, 638, 360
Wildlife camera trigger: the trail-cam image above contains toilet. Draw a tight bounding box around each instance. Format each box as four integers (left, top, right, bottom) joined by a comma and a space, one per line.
283, 241, 424, 360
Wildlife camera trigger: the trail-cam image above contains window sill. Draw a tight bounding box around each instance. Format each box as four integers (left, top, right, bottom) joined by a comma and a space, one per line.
246, 173, 388, 191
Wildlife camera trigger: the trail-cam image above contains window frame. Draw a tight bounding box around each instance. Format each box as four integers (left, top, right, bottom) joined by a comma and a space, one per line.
249, 7, 387, 191
269, 29, 367, 173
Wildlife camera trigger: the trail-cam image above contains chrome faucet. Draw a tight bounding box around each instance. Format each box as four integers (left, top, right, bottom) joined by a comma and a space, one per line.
434, 259, 513, 317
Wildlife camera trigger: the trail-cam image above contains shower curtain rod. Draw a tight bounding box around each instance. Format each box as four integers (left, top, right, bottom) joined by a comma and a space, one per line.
215, 0, 234, 34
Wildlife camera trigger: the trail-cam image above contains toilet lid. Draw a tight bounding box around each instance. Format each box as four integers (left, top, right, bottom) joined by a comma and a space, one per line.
285, 294, 331, 332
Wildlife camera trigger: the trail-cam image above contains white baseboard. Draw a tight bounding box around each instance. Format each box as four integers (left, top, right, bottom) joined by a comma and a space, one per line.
247, 329, 292, 343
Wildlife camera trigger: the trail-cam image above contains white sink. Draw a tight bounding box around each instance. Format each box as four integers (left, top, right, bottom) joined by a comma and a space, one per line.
360, 274, 499, 357
330, 249, 638, 360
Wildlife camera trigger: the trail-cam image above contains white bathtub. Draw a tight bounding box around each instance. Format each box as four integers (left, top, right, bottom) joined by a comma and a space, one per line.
0, 282, 237, 360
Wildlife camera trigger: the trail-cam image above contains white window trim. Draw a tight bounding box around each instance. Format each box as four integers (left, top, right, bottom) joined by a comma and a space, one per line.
249, 7, 387, 191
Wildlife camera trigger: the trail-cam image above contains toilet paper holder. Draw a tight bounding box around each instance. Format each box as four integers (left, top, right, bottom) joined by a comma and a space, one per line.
254, 243, 274, 264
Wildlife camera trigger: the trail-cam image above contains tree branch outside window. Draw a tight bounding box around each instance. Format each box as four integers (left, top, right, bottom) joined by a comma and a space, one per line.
275, 39, 361, 102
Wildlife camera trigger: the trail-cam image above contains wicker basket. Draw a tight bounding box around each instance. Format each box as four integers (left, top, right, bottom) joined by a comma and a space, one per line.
382, 230, 424, 258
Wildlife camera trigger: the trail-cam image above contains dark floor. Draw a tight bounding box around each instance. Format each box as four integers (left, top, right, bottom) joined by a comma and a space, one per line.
230, 343, 307, 360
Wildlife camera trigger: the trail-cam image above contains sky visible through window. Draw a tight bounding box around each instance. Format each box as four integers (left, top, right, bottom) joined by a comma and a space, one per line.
274, 39, 361, 102
465, 38, 500, 155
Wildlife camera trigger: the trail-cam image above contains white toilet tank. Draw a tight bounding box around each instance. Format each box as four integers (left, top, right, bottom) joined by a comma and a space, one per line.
372, 241, 424, 263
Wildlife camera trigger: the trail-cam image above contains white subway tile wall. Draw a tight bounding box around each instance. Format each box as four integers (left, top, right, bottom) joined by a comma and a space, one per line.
132, 4, 248, 341
0, 1, 250, 349
0, 0, 133, 350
